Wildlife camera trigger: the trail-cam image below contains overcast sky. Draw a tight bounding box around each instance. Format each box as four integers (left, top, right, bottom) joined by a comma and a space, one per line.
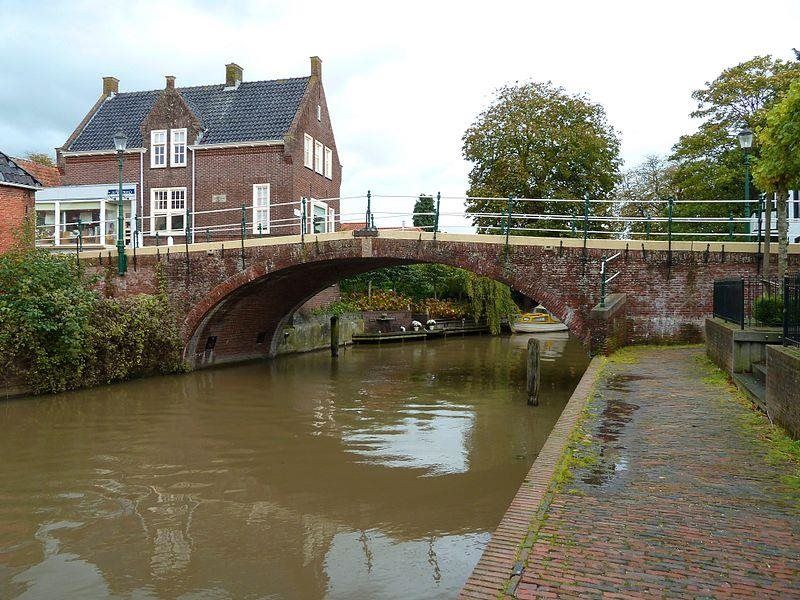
1, 0, 798, 224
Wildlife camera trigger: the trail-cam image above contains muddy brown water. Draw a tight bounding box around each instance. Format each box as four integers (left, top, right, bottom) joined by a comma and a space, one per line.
0, 335, 588, 599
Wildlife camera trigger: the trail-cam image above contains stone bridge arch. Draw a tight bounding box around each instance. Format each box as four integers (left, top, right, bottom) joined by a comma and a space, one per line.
102, 230, 773, 368
180, 235, 587, 367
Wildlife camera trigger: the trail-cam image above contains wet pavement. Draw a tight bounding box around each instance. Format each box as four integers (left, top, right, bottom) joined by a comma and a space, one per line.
512, 347, 800, 599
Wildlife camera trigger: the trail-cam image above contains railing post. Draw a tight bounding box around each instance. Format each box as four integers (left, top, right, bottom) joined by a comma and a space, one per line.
600, 255, 607, 308
646, 215, 651, 240
502, 196, 513, 262
365, 190, 372, 231
667, 197, 674, 269
240, 203, 246, 270
258, 223, 263, 237
301, 197, 307, 243
433, 191, 441, 241
132, 219, 137, 271
582, 195, 589, 261
206, 228, 210, 243
185, 205, 190, 283
77, 217, 83, 253
728, 210, 734, 241
757, 195, 764, 274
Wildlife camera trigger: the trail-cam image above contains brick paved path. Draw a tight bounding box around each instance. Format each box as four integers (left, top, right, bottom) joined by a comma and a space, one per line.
511, 347, 800, 599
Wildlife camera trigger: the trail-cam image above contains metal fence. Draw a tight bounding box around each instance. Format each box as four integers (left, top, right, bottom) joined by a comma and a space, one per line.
713, 278, 745, 329
783, 274, 800, 346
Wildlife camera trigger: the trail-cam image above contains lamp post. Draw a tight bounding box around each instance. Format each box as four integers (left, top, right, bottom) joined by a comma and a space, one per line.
737, 127, 753, 220
113, 130, 128, 275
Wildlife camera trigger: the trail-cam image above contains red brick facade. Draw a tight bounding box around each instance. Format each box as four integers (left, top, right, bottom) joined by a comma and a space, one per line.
59, 59, 341, 245
0, 185, 35, 252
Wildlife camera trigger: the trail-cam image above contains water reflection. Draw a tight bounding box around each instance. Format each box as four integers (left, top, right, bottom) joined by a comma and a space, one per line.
0, 335, 588, 599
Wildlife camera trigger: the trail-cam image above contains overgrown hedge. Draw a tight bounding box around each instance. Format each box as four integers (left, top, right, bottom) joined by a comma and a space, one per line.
0, 246, 185, 394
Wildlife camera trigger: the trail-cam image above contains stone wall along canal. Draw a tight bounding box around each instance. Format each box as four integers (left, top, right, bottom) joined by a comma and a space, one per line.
0, 335, 588, 599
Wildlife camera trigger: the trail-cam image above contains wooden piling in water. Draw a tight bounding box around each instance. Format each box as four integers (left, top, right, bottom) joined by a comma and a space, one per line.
330, 315, 340, 357
527, 337, 540, 406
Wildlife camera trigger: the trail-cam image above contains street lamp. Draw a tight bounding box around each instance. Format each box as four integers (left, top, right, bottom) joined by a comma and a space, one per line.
113, 130, 128, 275
737, 127, 753, 219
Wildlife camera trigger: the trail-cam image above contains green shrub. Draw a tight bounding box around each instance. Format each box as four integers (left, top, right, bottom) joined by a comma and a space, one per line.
752, 295, 783, 327
0, 246, 185, 394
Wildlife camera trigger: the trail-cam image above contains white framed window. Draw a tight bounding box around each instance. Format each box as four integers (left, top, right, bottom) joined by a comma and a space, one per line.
314, 140, 323, 175
317, 104, 322, 121
311, 199, 329, 234
150, 130, 167, 168
324, 146, 333, 179
171, 128, 187, 167
150, 187, 186, 234
303, 134, 314, 169
252, 183, 270, 234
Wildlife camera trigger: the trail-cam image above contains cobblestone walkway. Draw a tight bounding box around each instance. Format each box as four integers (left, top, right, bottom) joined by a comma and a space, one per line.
512, 347, 800, 599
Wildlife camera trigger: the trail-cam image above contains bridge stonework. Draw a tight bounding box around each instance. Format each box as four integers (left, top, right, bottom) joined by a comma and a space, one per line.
91, 231, 794, 367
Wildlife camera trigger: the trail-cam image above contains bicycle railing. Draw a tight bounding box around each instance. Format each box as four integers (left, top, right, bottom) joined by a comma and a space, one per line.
599, 252, 621, 308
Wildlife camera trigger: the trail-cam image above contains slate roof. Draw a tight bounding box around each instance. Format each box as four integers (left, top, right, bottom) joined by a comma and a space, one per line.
67, 77, 310, 152
0, 151, 42, 188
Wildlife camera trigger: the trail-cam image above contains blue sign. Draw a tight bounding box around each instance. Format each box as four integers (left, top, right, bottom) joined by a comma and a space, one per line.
107, 187, 136, 198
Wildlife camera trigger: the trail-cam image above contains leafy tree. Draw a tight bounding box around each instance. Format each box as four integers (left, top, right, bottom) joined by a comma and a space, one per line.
0, 245, 96, 392
462, 81, 621, 237
669, 55, 800, 240
413, 194, 436, 230
690, 55, 800, 131
753, 78, 800, 281
24, 152, 56, 167
615, 155, 678, 238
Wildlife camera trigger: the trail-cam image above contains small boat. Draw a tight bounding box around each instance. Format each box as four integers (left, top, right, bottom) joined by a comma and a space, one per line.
511, 305, 568, 333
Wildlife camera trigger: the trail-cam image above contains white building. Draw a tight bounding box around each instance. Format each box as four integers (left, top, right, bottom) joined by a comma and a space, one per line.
748, 190, 800, 243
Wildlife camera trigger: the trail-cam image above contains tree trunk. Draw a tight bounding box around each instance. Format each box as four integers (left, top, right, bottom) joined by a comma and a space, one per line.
763, 194, 773, 282
776, 187, 789, 282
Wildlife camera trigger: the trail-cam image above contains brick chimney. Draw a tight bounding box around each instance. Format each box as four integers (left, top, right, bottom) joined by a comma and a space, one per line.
226, 63, 243, 87
310, 56, 322, 79
165, 75, 176, 90
103, 76, 119, 96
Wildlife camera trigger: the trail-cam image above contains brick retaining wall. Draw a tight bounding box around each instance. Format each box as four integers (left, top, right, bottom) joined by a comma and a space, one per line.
766, 345, 800, 439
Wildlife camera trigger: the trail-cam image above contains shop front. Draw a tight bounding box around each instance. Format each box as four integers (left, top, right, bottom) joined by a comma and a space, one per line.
35, 183, 137, 249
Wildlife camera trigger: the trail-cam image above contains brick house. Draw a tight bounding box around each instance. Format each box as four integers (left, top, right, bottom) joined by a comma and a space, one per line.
38, 57, 341, 248
0, 151, 42, 252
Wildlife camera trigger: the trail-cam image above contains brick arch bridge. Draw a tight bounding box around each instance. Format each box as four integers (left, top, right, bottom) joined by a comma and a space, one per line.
98, 230, 787, 367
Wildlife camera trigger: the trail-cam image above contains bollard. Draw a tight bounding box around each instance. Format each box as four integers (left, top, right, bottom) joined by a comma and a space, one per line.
330, 315, 340, 358
526, 337, 540, 406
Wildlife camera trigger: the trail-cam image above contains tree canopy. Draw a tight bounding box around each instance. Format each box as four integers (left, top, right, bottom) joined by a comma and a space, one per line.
413, 194, 436, 230
462, 81, 621, 236
753, 78, 800, 280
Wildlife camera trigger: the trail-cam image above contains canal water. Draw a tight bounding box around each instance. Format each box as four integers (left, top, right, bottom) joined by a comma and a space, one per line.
0, 335, 588, 599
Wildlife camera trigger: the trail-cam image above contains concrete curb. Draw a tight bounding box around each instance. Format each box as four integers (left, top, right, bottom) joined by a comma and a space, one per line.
459, 355, 605, 599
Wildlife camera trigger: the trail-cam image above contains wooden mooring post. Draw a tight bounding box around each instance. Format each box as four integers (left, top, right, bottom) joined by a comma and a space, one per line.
330, 315, 340, 357
526, 337, 540, 406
